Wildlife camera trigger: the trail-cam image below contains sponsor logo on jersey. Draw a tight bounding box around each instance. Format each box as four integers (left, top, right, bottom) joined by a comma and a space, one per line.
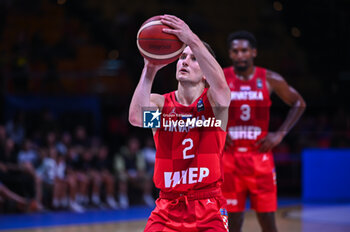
262, 154, 269, 161
257, 78, 263, 89
197, 98, 204, 112
240, 85, 251, 91
164, 167, 209, 188
226, 199, 238, 205
230, 91, 264, 100
169, 108, 177, 116
143, 109, 161, 128
228, 126, 262, 140
206, 199, 214, 205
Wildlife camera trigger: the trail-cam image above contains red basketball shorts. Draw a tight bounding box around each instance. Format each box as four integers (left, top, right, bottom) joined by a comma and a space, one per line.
144, 187, 229, 232
221, 150, 277, 213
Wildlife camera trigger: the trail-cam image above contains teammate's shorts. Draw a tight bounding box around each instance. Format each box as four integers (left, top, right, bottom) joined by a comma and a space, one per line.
144, 187, 229, 232
221, 149, 277, 213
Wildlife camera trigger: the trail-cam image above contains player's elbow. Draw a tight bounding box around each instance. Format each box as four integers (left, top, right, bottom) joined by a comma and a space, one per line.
214, 85, 231, 107
219, 85, 231, 107
128, 111, 141, 127
299, 97, 306, 112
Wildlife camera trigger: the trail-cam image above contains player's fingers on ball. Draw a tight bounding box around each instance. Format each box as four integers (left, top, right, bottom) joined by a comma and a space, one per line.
161, 19, 179, 29
162, 28, 174, 34
163, 14, 179, 21
161, 16, 177, 25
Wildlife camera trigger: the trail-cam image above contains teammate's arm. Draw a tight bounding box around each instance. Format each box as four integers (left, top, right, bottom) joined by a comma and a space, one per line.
128, 59, 165, 127
257, 70, 306, 152
160, 14, 230, 108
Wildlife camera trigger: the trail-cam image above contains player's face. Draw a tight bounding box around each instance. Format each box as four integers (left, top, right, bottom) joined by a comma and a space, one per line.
176, 46, 204, 83
229, 39, 256, 72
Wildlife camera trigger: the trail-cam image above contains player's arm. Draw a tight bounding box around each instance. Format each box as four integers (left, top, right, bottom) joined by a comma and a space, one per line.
257, 70, 306, 152
128, 59, 165, 127
160, 14, 230, 107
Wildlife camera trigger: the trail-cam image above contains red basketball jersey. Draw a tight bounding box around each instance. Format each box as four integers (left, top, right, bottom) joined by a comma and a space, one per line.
223, 66, 271, 151
153, 88, 227, 192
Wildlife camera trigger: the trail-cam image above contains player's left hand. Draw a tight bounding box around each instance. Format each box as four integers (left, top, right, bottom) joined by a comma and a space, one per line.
160, 14, 195, 45
255, 132, 284, 153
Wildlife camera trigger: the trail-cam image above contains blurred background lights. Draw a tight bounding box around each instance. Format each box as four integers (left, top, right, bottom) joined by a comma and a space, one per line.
291, 27, 301, 37
57, 0, 66, 5
108, 50, 120, 60
273, 1, 283, 11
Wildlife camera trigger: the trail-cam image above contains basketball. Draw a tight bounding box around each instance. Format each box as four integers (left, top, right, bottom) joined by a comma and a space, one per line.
136, 15, 186, 65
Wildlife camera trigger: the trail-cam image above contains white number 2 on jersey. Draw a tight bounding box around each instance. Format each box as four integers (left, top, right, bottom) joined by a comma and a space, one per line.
240, 104, 251, 121
182, 138, 195, 159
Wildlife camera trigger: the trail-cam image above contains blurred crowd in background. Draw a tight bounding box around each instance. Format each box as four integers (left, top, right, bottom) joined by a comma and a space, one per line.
0, 0, 349, 213
0, 110, 157, 213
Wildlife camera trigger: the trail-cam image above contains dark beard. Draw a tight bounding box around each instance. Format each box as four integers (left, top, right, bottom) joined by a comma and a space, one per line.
234, 65, 248, 72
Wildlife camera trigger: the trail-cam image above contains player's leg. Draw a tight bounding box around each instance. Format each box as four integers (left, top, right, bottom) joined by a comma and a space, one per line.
256, 212, 278, 232
66, 173, 77, 203
228, 212, 244, 232
141, 175, 155, 207
221, 151, 247, 232
102, 170, 118, 209
59, 179, 68, 208
90, 170, 102, 205
118, 173, 129, 209
76, 171, 89, 205
222, 187, 247, 232
52, 179, 60, 209
250, 152, 277, 232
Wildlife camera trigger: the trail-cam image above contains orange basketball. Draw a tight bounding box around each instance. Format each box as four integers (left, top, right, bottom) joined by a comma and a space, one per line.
136, 16, 185, 65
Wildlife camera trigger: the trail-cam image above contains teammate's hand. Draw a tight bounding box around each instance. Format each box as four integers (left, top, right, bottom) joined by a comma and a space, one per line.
255, 132, 284, 153
160, 14, 196, 45
224, 133, 234, 150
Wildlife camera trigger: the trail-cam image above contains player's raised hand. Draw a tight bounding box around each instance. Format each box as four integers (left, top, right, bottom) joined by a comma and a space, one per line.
144, 58, 167, 72
255, 132, 284, 153
160, 14, 196, 45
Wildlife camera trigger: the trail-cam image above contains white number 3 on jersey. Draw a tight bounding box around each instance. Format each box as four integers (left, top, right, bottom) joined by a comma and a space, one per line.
240, 104, 251, 121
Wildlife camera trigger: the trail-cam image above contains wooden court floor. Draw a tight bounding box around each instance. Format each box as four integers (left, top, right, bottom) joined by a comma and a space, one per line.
4, 205, 349, 232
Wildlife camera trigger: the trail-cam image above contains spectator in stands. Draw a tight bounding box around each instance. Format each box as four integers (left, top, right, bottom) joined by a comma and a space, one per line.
66, 147, 89, 207
80, 149, 104, 207
37, 147, 67, 210
0, 138, 36, 200
92, 145, 118, 209
45, 131, 57, 148
5, 112, 25, 146
0, 136, 39, 213
73, 125, 90, 148
56, 131, 72, 156
17, 139, 43, 209
142, 136, 156, 176
114, 136, 154, 209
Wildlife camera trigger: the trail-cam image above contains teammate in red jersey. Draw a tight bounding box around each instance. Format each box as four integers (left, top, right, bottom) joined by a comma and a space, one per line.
221, 31, 306, 232
129, 14, 231, 232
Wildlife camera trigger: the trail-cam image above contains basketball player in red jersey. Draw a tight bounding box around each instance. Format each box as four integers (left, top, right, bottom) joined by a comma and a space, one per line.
221, 31, 306, 232
129, 15, 231, 231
